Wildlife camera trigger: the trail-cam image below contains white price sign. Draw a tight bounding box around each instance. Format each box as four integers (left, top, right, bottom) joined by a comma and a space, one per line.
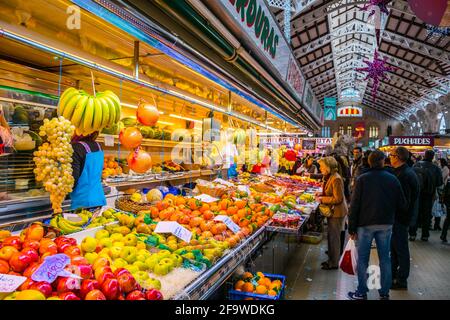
154, 221, 192, 243
194, 194, 220, 203
214, 215, 241, 234
0, 274, 27, 293
104, 134, 115, 147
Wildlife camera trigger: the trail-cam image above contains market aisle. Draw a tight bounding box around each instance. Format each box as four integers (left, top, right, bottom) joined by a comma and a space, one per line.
284, 230, 450, 300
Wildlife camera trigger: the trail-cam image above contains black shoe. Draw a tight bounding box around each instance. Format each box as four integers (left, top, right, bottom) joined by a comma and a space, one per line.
348, 291, 367, 300
321, 262, 338, 270
379, 294, 390, 300
391, 282, 408, 290
440, 235, 448, 243
421, 237, 428, 242
321, 261, 328, 266
435, 226, 442, 231
409, 236, 416, 242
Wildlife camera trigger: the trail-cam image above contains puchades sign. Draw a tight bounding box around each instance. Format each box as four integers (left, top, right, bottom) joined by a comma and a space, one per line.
388, 136, 434, 146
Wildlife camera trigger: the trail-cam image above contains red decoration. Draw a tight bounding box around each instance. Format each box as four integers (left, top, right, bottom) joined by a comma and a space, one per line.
356, 50, 396, 101
408, 0, 449, 27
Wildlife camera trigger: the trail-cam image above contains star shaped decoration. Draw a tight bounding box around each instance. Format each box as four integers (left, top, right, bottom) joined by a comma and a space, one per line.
356, 50, 396, 101
361, 0, 391, 17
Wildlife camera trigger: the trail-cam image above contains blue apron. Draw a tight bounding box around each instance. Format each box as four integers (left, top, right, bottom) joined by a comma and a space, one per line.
70, 141, 106, 210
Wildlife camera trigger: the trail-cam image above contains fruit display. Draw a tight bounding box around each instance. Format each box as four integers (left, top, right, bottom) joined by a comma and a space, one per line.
270, 213, 304, 228
119, 127, 143, 149
232, 271, 284, 299
161, 160, 184, 172
146, 189, 163, 202
33, 117, 75, 213
127, 147, 152, 174
102, 155, 123, 178
57, 88, 121, 136
136, 101, 159, 126
299, 193, 315, 204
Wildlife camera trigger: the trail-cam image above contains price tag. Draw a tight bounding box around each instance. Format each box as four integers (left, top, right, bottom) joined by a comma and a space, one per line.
154, 221, 192, 243
213, 178, 235, 187
214, 215, 241, 234
194, 194, 219, 203
0, 274, 27, 293
31, 254, 71, 283
63, 213, 82, 222
104, 134, 115, 147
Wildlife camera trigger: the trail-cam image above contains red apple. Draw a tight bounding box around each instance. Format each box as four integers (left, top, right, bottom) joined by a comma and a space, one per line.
59, 292, 80, 300
66, 264, 93, 280
126, 290, 145, 300
39, 241, 57, 255
145, 289, 163, 300
21, 248, 39, 263
25, 223, 44, 241
96, 271, 114, 286
117, 272, 137, 294
30, 281, 53, 297
0, 259, 9, 273
19, 278, 35, 291
0, 246, 19, 261
70, 256, 89, 266
9, 252, 32, 272
63, 246, 81, 257
85, 289, 106, 300
113, 268, 130, 278
2, 236, 22, 250
56, 277, 81, 294
94, 266, 112, 279
22, 240, 40, 251
57, 242, 72, 254
79, 279, 99, 299
23, 262, 41, 278
101, 278, 120, 300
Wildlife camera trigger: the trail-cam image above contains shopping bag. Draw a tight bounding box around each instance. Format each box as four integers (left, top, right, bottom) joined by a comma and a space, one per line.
339, 239, 358, 275
432, 200, 446, 218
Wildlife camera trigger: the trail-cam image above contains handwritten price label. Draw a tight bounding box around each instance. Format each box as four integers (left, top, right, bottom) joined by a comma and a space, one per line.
154, 221, 192, 243
31, 254, 71, 283
0, 274, 27, 293
214, 215, 241, 234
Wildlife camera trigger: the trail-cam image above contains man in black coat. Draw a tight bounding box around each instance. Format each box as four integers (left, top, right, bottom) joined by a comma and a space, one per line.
348, 151, 407, 300
389, 147, 420, 290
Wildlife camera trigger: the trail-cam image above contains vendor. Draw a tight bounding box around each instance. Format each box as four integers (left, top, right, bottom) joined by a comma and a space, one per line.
294, 156, 319, 176
70, 131, 106, 210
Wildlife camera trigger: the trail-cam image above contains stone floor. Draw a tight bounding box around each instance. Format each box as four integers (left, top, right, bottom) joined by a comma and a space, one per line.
283, 230, 450, 300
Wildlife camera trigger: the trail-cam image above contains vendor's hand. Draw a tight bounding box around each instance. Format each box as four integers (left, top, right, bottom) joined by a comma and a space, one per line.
350, 233, 357, 240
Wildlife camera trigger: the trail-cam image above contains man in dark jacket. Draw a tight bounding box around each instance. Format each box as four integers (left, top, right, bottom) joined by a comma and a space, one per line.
389, 147, 420, 290
350, 147, 363, 190
348, 150, 407, 300
411, 150, 443, 241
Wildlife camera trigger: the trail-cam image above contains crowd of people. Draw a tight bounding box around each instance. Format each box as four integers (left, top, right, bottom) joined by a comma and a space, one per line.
293, 146, 449, 300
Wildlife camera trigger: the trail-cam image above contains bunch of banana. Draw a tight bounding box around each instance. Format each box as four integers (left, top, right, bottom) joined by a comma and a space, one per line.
50, 210, 91, 234
57, 87, 121, 136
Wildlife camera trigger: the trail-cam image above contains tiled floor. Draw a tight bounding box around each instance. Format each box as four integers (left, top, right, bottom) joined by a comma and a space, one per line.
283, 230, 450, 300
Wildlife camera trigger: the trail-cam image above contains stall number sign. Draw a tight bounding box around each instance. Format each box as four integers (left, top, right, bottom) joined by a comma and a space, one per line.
389, 136, 434, 146
214, 215, 241, 234
31, 254, 80, 283
154, 221, 192, 243
0, 274, 27, 293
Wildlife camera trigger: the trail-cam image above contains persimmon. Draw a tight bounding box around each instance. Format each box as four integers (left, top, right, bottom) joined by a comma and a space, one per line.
237, 209, 246, 219
268, 289, 277, 296
219, 210, 227, 216
201, 231, 213, 239
234, 280, 245, 291
199, 203, 210, 213
191, 210, 201, 217
235, 200, 247, 209
189, 217, 203, 228
200, 221, 213, 232
227, 206, 238, 216
214, 234, 224, 241
175, 197, 186, 206
202, 210, 214, 220
242, 272, 253, 280
210, 205, 219, 212
219, 199, 230, 210
242, 283, 254, 293
255, 285, 267, 295
150, 207, 159, 219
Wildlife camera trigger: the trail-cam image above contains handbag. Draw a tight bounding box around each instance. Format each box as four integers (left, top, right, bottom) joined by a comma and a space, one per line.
319, 204, 334, 217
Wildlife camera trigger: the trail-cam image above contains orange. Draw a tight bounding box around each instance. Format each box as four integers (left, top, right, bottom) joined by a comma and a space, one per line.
201, 231, 213, 239
210, 224, 220, 235
219, 199, 230, 210
188, 198, 201, 210
175, 197, 186, 206
210, 205, 219, 213
242, 282, 254, 293
150, 206, 159, 219
235, 280, 245, 292
225, 237, 237, 248
202, 210, 214, 220
268, 289, 277, 296
271, 280, 282, 290
227, 206, 238, 216
189, 217, 203, 228
235, 200, 247, 209
237, 209, 246, 219
255, 285, 267, 295
199, 203, 210, 213
242, 272, 253, 280
239, 219, 249, 227
191, 210, 201, 217
256, 271, 265, 279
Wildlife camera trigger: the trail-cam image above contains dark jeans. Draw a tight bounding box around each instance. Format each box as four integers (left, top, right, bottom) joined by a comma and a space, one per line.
357, 225, 392, 297
391, 223, 410, 284
409, 193, 433, 238
442, 214, 450, 239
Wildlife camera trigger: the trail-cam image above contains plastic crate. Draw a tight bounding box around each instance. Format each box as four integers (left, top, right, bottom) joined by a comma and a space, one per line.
228, 273, 286, 300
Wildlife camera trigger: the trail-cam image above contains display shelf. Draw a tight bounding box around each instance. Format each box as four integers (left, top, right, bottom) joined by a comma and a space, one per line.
175, 226, 267, 300
97, 134, 202, 148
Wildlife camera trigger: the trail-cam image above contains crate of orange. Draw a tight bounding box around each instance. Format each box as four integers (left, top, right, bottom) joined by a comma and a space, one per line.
228, 271, 285, 300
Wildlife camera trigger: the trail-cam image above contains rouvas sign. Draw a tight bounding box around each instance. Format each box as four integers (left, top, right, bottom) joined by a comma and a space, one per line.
388, 136, 434, 146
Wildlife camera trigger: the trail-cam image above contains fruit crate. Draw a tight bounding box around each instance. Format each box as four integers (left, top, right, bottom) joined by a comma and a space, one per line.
228, 273, 286, 300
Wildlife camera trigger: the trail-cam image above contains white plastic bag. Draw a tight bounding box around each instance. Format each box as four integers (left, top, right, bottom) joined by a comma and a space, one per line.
339, 239, 358, 275
432, 200, 446, 218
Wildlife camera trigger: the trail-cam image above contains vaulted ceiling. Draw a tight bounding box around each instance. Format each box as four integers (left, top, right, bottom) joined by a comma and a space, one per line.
270, 0, 450, 120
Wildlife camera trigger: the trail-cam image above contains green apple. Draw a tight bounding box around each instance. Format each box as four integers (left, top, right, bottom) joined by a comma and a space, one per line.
153, 261, 170, 276
141, 278, 161, 290
203, 249, 215, 257
109, 246, 123, 259
170, 254, 183, 267
103, 209, 113, 219
98, 238, 113, 249
134, 270, 149, 281
133, 260, 148, 271
182, 252, 195, 260
110, 233, 123, 242
81, 236, 97, 253
95, 229, 110, 240
113, 258, 128, 269
123, 234, 138, 246
124, 264, 140, 274
120, 246, 138, 264
113, 241, 125, 247
145, 256, 161, 271
157, 250, 171, 259
84, 252, 98, 264
136, 254, 147, 263
138, 249, 151, 257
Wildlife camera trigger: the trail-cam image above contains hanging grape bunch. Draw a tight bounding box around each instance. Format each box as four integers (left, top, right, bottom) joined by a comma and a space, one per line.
33, 117, 75, 213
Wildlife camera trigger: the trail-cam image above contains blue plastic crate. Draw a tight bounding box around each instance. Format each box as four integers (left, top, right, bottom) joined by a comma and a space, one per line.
228, 273, 286, 300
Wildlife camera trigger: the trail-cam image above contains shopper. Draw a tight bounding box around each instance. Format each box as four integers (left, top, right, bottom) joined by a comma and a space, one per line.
316, 156, 348, 270
352, 150, 372, 190
350, 146, 363, 189
410, 150, 443, 241
348, 150, 407, 300
440, 178, 450, 243
70, 131, 106, 210
389, 147, 420, 290
433, 158, 449, 230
